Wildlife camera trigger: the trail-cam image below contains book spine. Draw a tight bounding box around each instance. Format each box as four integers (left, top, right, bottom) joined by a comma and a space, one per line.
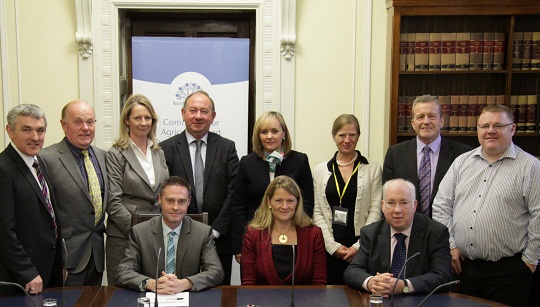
398, 96, 406, 132
482, 32, 495, 70
477, 95, 487, 121
441, 33, 456, 71
458, 95, 469, 133
526, 95, 538, 132
517, 95, 528, 132
449, 95, 460, 132
455, 33, 470, 70
405, 96, 415, 132
400, 33, 407, 71
467, 95, 478, 133
531, 32, 540, 70
486, 95, 497, 105
428, 33, 442, 71
440, 96, 450, 132
414, 33, 430, 71
496, 95, 505, 105
406, 33, 416, 71
522, 32, 533, 70
469, 33, 484, 70
510, 95, 519, 124
493, 32, 505, 70
512, 32, 524, 70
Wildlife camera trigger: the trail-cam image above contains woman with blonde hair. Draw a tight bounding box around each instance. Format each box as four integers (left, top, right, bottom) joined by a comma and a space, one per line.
232, 111, 314, 263
105, 94, 169, 283
241, 175, 326, 285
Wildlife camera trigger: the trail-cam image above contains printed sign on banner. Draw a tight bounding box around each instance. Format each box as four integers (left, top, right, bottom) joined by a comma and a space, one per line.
132, 37, 249, 156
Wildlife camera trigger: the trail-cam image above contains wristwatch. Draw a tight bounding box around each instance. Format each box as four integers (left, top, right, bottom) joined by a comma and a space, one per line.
402, 279, 410, 294
140, 279, 149, 291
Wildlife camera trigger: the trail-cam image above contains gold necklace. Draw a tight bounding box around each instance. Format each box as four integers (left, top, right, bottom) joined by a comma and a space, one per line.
337, 152, 358, 167
276, 225, 292, 243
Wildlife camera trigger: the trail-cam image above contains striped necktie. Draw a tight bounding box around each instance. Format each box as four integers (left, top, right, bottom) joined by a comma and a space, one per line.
32, 159, 57, 237
194, 140, 204, 213
82, 150, 103, 226
166, 231, 177, 274
418, 145, 431, 215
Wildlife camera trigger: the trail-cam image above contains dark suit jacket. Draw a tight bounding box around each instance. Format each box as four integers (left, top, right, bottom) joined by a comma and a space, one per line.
114, 216, 223, 292
231, 151, 314, 254
343, 213, 451, 294
0, 144, 62, 289
241, 226, 326, 285
382, 137, 472, 213
41, 139, 109, 273
160, 131, 239, 255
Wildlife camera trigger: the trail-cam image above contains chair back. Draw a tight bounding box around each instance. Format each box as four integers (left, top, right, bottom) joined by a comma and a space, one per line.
131, 211, 209, 226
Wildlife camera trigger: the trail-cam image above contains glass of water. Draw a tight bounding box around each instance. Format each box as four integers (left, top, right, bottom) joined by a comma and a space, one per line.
43, 298, 57, 307
369, 294, 383, 307
137, 297, 151, 307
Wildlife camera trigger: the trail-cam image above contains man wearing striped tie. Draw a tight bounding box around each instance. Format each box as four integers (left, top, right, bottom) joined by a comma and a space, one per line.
114, 176, 223, 293
433, 104, 540, 307
0, 104, 63, 295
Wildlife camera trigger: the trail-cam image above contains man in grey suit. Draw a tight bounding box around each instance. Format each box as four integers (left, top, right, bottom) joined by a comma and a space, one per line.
41, 100, 108, 286
160, 90, 239, 285
344, 179, 451, 295
383, 95, 471, 217
115, 176, 223, 292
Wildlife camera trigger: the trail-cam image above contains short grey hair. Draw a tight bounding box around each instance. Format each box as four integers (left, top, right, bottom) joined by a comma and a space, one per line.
382, 178, 416, 200
7, 104, 47, 128
412, 95, 442, 117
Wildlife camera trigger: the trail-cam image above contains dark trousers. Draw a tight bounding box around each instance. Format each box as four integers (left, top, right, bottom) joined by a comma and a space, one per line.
461, 254, 532, 307
66, 253, 103, 286
219, 253, 232, 285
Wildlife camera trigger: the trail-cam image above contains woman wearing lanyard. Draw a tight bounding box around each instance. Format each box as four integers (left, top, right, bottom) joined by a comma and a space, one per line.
312, 114, 383, 284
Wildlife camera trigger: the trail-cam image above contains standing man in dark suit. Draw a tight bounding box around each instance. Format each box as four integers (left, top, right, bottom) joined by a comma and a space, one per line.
344, 179, 451, 295
160, 90, 239, 285
383, 95, 471, 216
0, 104, 63, 294
41, 100, 108, 286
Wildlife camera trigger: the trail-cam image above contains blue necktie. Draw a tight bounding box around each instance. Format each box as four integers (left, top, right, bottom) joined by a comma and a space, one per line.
194, 140, 204, 213
391, 233, 407, 279
166, 231, 176, 274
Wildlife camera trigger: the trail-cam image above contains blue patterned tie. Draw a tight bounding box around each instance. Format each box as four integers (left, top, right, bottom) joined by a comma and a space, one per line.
418, 145, 431, 215
166, 231, 176, 274
391, 233, 407, 279
33, 159, 57, 237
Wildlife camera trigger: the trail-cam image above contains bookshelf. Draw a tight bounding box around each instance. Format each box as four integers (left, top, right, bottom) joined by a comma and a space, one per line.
386, 0, 540, 156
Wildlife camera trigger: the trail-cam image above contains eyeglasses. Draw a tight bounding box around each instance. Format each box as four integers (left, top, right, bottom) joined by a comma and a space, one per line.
477, 123, 514, 131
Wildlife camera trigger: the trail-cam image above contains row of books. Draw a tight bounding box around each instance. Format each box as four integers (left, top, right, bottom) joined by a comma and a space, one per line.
397, 95, 539, 133
512, 32, 540, 70
399, 32, 506, 71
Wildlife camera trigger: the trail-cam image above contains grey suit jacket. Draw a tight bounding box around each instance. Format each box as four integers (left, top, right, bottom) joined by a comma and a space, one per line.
343, 213, 452, 294
41, 139, 109, 273
160, 131, 239, 255
382, 137, 472, 212
114, 216, 223, 291
106, 145, 169, 239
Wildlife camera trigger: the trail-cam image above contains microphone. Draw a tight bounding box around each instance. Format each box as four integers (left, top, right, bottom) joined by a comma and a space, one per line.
416, 280, 460, 307
0, 281, 38, 307
290, 244, 296, 307
155, 247, 161, 307
389, 251, 420, 307
62, 238, 68, 307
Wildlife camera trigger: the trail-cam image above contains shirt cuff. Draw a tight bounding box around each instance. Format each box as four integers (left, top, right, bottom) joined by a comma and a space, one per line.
212, 229, 221, 239
362, 276, 373, 292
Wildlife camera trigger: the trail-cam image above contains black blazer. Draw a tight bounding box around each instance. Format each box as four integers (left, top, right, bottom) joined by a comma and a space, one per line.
344, 213, 452, 294
160, 131, 239, 254
231, 151, 314, 254
0, 144, 63, 290
382, 137, 472, 211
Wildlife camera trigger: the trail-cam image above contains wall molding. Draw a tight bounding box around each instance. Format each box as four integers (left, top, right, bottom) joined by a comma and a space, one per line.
91, 0, 296, 149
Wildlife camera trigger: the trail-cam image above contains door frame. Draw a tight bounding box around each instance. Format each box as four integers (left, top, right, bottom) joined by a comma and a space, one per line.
86, 0, 296, 149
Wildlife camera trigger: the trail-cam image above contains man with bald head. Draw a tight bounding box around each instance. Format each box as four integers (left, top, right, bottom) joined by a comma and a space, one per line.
41, 100, 108, 286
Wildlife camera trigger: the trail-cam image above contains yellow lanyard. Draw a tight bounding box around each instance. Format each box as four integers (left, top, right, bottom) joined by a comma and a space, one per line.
332, 162, 361, 206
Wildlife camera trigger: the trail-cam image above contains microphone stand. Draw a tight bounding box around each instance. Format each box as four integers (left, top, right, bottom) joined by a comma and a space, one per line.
389, 252, 420, 307
155, 247, 161, 307
417, 280, 460, 307
62, 238, 68, 307
0, 281, 39, 307
290, 245, 295, 307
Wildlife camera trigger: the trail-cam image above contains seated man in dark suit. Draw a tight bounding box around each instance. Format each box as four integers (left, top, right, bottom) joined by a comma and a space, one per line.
344, 179, 451, 295
115, 176, 223, 293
